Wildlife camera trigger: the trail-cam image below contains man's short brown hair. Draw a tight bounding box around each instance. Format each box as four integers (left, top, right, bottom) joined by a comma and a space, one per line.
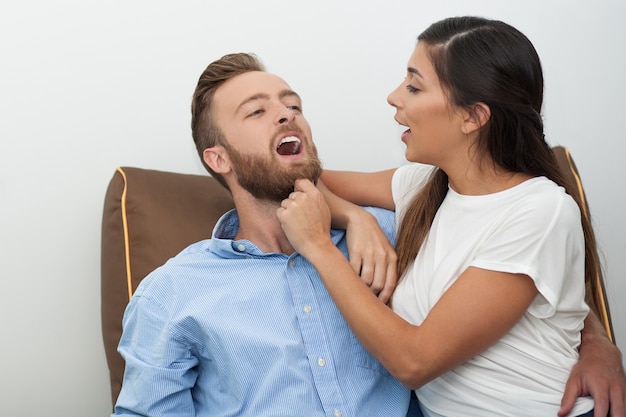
191, 53, 265, 189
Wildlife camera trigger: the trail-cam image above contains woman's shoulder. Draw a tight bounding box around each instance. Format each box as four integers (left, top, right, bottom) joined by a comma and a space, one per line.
520, 177, 575, 204
514, 177, 581, 225
392, 163, 436, 203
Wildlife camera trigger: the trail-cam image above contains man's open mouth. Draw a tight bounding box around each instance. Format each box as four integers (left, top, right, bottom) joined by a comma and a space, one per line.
276, 136, 302, 156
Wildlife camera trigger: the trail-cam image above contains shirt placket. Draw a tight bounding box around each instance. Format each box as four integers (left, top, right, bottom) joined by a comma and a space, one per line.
285, 255, 347, 417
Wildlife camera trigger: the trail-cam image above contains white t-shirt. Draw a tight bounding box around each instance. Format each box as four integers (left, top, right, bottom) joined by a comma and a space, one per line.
391, 163, 593, 417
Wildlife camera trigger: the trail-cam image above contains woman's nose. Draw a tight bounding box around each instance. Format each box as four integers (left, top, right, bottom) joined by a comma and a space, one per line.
387, 92, 397, 108
387, 84, 402, 108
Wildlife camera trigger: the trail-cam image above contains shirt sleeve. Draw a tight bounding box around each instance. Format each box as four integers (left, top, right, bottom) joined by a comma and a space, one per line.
391, 163, 436, 226
113, 275, 199, 416
471, 188, 586, 317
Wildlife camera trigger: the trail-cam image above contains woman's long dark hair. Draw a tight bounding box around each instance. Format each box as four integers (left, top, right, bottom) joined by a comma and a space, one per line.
395, 16, 603, 314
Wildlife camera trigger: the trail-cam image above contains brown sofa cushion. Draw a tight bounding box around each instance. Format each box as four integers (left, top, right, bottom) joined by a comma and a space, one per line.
100, 167, 234, 407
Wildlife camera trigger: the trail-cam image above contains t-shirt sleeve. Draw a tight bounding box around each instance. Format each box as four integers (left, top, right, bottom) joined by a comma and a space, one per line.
391, 164, 436, 226
470, 189, 586, 317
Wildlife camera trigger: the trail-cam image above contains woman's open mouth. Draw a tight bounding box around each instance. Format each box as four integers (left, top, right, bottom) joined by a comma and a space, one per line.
401, 128, 411, 142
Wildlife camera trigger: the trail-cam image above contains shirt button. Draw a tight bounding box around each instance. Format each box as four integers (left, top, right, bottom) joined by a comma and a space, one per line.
303, 305, 312, 313
334, 409, 342, 417
317, 357, 326, 367
237, 244, 245, 251
288, 260, 295, 267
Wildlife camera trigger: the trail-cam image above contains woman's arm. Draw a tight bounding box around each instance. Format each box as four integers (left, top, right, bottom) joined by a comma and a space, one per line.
304, 177, 626, 412
318, 180, 397, 301
278, 179, 538, 388
317, 169, 398, 302
321, 169, 397, 210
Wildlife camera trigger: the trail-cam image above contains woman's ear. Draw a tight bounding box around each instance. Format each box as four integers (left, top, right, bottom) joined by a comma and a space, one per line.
203, 146, 231, 174
461, 102, 491, 135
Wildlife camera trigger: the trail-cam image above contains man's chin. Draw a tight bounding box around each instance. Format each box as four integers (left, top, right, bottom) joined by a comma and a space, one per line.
231, 152, 322, 202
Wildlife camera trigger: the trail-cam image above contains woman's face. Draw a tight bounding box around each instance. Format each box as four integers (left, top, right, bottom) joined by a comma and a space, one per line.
387, 42, 468, 167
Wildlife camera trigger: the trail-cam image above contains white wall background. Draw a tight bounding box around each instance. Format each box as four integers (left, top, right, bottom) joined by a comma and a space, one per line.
1, 0, 624, 415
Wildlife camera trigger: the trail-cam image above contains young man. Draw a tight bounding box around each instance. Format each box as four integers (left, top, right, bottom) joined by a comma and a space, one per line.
113, 53, 624, 417
112, 53, 410, 417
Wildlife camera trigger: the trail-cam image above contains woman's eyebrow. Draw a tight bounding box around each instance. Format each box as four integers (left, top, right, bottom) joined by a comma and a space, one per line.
408, 67, 423, 78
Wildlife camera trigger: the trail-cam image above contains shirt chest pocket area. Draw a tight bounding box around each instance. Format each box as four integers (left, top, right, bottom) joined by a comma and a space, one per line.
347, 330, 390, 375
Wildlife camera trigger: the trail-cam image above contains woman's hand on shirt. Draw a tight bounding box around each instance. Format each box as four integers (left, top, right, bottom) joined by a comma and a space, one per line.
314, 177, 399, 302
343, 208, 398, 303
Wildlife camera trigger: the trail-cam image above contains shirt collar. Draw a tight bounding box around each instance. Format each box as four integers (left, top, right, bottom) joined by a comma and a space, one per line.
209, 209, 346, 257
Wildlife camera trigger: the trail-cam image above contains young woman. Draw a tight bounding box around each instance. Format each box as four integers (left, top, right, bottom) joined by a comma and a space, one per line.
278, 16, 600, 416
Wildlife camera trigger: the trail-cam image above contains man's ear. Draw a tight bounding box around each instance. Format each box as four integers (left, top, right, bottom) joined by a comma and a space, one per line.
461, 102, 491, 135
203, 146, 231, 174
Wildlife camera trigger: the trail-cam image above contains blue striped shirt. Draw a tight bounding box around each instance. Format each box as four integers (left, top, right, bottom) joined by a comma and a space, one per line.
114, 207, 410, 417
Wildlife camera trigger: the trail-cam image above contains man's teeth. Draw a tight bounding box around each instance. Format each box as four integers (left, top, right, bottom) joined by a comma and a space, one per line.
277, 136, 301, 155
280, 136, 301, 145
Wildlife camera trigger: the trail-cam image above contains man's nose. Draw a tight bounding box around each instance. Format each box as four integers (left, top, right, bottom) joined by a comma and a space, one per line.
277, 107, 296, 125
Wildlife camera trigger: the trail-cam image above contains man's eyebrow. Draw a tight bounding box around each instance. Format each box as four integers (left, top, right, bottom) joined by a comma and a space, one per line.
236, 89, 301, 114
236, 93, 270, 114
279, 89, 301, 101
408, 67, 423, 78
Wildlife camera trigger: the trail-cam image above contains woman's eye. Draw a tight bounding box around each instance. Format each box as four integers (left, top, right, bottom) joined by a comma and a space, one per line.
288, 105, 302, 112
406, 84, 420, 94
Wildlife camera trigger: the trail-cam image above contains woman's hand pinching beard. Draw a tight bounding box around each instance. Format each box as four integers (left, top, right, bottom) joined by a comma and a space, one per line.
277, 178, 333, 258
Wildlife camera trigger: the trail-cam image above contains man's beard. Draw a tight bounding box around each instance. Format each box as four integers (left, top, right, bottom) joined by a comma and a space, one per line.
225, 142, 322, 203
